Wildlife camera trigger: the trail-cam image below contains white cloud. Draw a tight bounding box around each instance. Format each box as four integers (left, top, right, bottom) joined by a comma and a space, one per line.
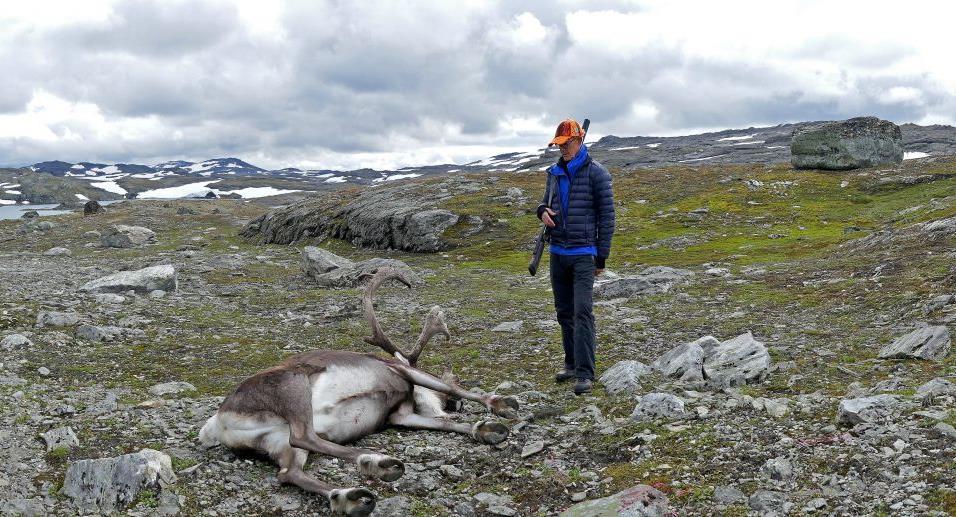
1, 0, 955, 170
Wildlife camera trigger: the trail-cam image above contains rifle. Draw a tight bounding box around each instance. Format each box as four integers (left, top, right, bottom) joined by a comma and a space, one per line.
528, 118, 589, 276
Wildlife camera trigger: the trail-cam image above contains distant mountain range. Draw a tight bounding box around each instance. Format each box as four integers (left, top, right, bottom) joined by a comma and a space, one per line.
8, 120, 955, 205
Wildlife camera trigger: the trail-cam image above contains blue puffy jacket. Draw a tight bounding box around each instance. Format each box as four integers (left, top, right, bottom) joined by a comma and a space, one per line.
536, 153, 615, 268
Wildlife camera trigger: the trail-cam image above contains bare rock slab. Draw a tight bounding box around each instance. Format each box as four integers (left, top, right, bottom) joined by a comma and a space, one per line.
791, 116, 903, 170
560, 484, 670, 516
599, 360, 653, 395
702, 332, 771, 388
100, 224, 156, 248
79, 264, 177, 294
62, 448, 177, 514
1, 333, 33, 349
148, 381, 197, 397
878, 325, 951, 361
594, 266, 694, 298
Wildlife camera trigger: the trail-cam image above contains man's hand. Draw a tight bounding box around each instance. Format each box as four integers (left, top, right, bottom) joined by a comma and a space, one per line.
595, 268, 605, 277
541, 208, 557, 228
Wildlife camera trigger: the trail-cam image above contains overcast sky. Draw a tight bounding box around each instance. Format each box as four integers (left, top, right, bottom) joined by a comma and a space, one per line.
2, 0, 954, 170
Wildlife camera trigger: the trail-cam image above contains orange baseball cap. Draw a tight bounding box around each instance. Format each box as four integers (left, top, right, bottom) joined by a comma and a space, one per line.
549, 119, 585, 146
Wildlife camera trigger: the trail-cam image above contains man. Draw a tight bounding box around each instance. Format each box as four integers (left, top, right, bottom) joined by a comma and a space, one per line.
537, 119, 615, 396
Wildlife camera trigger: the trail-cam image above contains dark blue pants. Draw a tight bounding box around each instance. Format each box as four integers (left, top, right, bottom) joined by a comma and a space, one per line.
550, 253, 596, 381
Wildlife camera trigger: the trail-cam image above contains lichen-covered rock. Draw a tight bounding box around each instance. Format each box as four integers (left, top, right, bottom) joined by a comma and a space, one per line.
594, 266, 694, 298
599, 360, 653, 395
36, 311, 80, 328
41, 426, 80, 452
301, 246, 354, 278
62, 448, 177, 514
560, 484, 670, 516
791, 116, 902, 170
79, 265, 177, 294
652, 336, 719, 381
1, 333, 33, 349
878, 325, 951, 361
75, 325, 125, 342
630, 392, 687, 421
100, 224, 156, 248
702, 332, 770, 387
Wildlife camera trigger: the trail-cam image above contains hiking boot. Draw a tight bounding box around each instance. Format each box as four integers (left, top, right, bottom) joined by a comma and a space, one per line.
555, 368, 576, 383
573, 378, 593, 396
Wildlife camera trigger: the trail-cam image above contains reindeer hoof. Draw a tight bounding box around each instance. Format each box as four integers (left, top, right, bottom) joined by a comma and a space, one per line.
328, 487, 376, 516
356, 453, 405, 482
473, 420, 509, 445
489, 395, 520, 419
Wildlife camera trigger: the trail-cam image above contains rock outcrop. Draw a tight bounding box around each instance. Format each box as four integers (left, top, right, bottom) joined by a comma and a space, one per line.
242, 184, 460, 252
599, 360, 653, 395
791, 117, 903, 170
560, 484, 670, 516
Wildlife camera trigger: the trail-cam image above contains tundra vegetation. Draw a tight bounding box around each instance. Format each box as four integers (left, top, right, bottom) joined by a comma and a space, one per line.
0, 156, 954, 515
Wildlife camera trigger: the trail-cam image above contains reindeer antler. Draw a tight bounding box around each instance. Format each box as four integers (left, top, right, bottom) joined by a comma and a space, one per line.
406, 306, 450, 365
362, 268, 412, 359
361, 268, 451, 365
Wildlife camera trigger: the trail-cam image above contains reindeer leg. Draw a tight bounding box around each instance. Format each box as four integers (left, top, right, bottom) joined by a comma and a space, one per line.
275, 446, 376, 517
388, 364, 520, 419
389, 410, 509, 445
279, 374, 405, 482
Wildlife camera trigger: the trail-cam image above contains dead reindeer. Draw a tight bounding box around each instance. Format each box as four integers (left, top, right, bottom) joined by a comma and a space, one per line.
199, 268, 519, 516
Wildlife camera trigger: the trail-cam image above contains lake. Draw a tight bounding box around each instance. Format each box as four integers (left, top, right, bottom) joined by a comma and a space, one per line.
0, 200, 123, 221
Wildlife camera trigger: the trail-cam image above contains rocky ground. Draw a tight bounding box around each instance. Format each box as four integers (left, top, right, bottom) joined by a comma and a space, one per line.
0, 155, 954, 516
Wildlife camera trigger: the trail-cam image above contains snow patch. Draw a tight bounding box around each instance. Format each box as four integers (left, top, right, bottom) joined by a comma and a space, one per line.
903, 151, 929, 160
138, 180, 221, 199
76, 194, 89, 200
213, 186, 301, 198
0, 199, 15, 205
5, 190, 22, 195
71, 164, 85, 169
89, 181, 127, 195
324, 176, 347, 184
646, 143, 661, 148
610, 146, 642, 151
717, 134, 757, 141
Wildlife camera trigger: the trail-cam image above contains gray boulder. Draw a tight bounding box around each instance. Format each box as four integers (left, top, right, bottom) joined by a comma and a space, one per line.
36, 311, 80, 328
916, 378, 956, 404
79, 265, 177, 294
301, 247, 420, 288
62, 448, 177, 514
838, 394, 901, 426
921, 216, 956, 235
878, 325, 951, 361
594, 266, 694, 298
762, 457, 794, 482
702, 332, 770, 387
301, 246, 353, 278
599, 360, 653, 395
1, 333, 33, 349
630, 393, 687, 421
100, 224, 156, 248
924, 294, 955, 314
791, 116, 903, 170
41, 426, 80, 452
560, 484, 670, 516
713, 486, 745, 504
652, 336, 720, 381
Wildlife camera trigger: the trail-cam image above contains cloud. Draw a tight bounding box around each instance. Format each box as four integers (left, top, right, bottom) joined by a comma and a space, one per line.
1, 0, 955, 169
